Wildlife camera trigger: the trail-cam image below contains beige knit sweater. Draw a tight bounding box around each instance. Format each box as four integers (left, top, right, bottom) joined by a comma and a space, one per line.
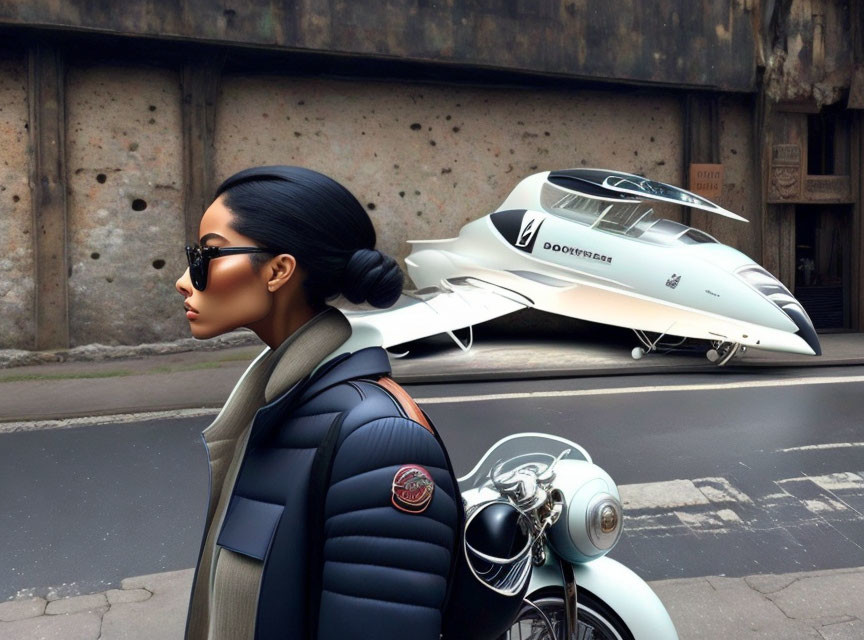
185, 307, 353, 640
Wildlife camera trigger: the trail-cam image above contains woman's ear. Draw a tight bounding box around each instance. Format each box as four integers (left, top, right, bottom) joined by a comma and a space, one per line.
265, 253, 298, 293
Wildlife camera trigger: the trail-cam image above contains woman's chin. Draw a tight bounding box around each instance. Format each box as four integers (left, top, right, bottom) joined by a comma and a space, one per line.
188, 322, 222, 340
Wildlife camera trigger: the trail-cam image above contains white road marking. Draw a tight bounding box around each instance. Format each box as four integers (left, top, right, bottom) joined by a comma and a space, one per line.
674, 509, 742, 529
621, 471, 864, 534
619, 479, 711, 510
0, 407, 220, 434
693, 477, 754, 504
715, 508, 742, 523
673, 510, 720, 528
779, 442, 864, 453
802, 498, 848, 513
778, 472, 864, 492
414, 374, 864, 405
773, 473, 864, 516
810, 472, 864, 492
620, 477, 756, 511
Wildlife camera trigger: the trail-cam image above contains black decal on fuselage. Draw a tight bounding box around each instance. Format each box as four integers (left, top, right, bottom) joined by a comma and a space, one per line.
542, 241, 613, 264
491, 210, 544, 253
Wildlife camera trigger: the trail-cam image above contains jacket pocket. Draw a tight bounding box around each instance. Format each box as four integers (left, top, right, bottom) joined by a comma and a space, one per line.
216, 495, 284, 561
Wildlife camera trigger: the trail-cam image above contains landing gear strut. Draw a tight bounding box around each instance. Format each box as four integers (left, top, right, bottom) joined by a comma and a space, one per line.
630, 330, 748, 366
630, 328, 687, 360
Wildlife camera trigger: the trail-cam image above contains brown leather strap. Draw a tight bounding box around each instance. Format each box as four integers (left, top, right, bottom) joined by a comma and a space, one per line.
375, 376, 435, 435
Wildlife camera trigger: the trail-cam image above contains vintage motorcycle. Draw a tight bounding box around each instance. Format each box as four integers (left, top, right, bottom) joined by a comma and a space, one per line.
455, 433, 678, 640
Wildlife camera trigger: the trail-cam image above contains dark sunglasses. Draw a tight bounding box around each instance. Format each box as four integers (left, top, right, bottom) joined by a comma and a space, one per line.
185, 243, 273, 291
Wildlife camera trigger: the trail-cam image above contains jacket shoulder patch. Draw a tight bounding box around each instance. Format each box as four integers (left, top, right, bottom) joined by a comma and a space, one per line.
391, 464, 435, 514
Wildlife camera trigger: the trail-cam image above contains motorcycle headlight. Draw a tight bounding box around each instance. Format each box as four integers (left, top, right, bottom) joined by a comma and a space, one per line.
587, 493, 623, 551
547, 462, 624, 563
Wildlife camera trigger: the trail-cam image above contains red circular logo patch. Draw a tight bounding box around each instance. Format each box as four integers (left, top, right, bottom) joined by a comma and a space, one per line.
391, 464, 435, 514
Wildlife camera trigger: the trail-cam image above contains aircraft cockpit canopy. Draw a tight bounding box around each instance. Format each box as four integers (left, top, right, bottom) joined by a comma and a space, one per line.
539, 181, 718, 247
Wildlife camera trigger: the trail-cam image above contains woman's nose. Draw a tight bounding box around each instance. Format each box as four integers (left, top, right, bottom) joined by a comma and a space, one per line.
176, 267, 192, 297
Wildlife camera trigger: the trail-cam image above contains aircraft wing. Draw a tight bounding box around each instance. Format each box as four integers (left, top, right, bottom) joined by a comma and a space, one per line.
343, 277, 530, 349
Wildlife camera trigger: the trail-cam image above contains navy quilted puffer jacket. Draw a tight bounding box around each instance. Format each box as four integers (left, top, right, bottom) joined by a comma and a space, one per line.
211, 345, 461, 640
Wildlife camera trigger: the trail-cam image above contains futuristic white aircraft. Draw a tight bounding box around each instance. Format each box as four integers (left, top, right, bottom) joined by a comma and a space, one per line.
345, 169, 821, 365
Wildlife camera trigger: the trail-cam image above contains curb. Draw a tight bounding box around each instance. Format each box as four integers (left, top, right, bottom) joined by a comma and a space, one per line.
0, 331, 261, 369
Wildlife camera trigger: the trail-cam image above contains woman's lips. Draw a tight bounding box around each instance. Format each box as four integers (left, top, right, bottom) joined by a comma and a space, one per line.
186, 310, 199, 320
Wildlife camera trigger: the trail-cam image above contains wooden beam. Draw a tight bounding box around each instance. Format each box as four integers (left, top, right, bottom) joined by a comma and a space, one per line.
683, 93, 720, 226
180, 55, 223, 245
855, 111, 864, 330
28, 43, 69, 350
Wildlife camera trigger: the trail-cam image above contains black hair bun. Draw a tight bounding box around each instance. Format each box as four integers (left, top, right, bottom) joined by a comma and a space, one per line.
341, 248, 404, 308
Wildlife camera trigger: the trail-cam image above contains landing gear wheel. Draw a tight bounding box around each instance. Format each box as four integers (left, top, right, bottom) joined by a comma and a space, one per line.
631, 347, 645, 360
706, 342, 741, 366
502, 589, 633, 640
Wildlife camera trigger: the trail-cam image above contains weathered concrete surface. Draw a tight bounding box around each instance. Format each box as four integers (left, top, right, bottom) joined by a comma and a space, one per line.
653, 567, 864, 639
215, 76, 684, 267
44, 593, 107, 615
0, 610, 102, 640
0, 51, 35, 351
0, 569, 189, 639
690, 95, 762, 263
4, 567, 864, 640
0, 1, 758, 92
0, 596, 46, 622
99, 569, 191, 640
105, 588, 152, 605
65, 64, 186, 346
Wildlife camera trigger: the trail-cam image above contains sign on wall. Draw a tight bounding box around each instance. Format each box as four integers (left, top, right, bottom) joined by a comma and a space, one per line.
688, 163, 724, 200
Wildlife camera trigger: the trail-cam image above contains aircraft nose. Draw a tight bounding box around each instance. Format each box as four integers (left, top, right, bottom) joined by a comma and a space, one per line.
782, 304, 822, 356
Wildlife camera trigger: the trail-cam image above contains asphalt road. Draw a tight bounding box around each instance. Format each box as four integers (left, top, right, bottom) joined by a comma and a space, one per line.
2, 366, 863, 600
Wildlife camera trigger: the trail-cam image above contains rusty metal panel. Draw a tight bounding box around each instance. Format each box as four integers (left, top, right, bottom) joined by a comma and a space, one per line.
763, 0, 856, 108
0, 0, 759, 91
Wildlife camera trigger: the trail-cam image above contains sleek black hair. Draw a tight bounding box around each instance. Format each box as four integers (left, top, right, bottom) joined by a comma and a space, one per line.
214, 165, 403, 309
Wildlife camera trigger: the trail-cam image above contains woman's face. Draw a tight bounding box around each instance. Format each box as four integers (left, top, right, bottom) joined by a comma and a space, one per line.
175, 194, 277, 340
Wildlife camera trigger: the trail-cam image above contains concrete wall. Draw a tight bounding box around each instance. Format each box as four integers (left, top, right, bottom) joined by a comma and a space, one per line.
65, 64, 185, 346
7, 61, 779, 348
215, 75, 685, 273
1, 61, 772, 348
0, 52, 35, 350
0, 58, 699, 349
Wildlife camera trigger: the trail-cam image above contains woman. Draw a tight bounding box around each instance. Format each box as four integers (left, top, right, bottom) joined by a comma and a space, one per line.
175, 166, 461, 640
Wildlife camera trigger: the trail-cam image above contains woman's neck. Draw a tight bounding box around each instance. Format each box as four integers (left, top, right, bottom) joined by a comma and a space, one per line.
248, 299, 323, 350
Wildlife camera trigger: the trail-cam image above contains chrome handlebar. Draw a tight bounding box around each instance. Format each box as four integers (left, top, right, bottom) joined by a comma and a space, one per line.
488, 449, 571, 565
